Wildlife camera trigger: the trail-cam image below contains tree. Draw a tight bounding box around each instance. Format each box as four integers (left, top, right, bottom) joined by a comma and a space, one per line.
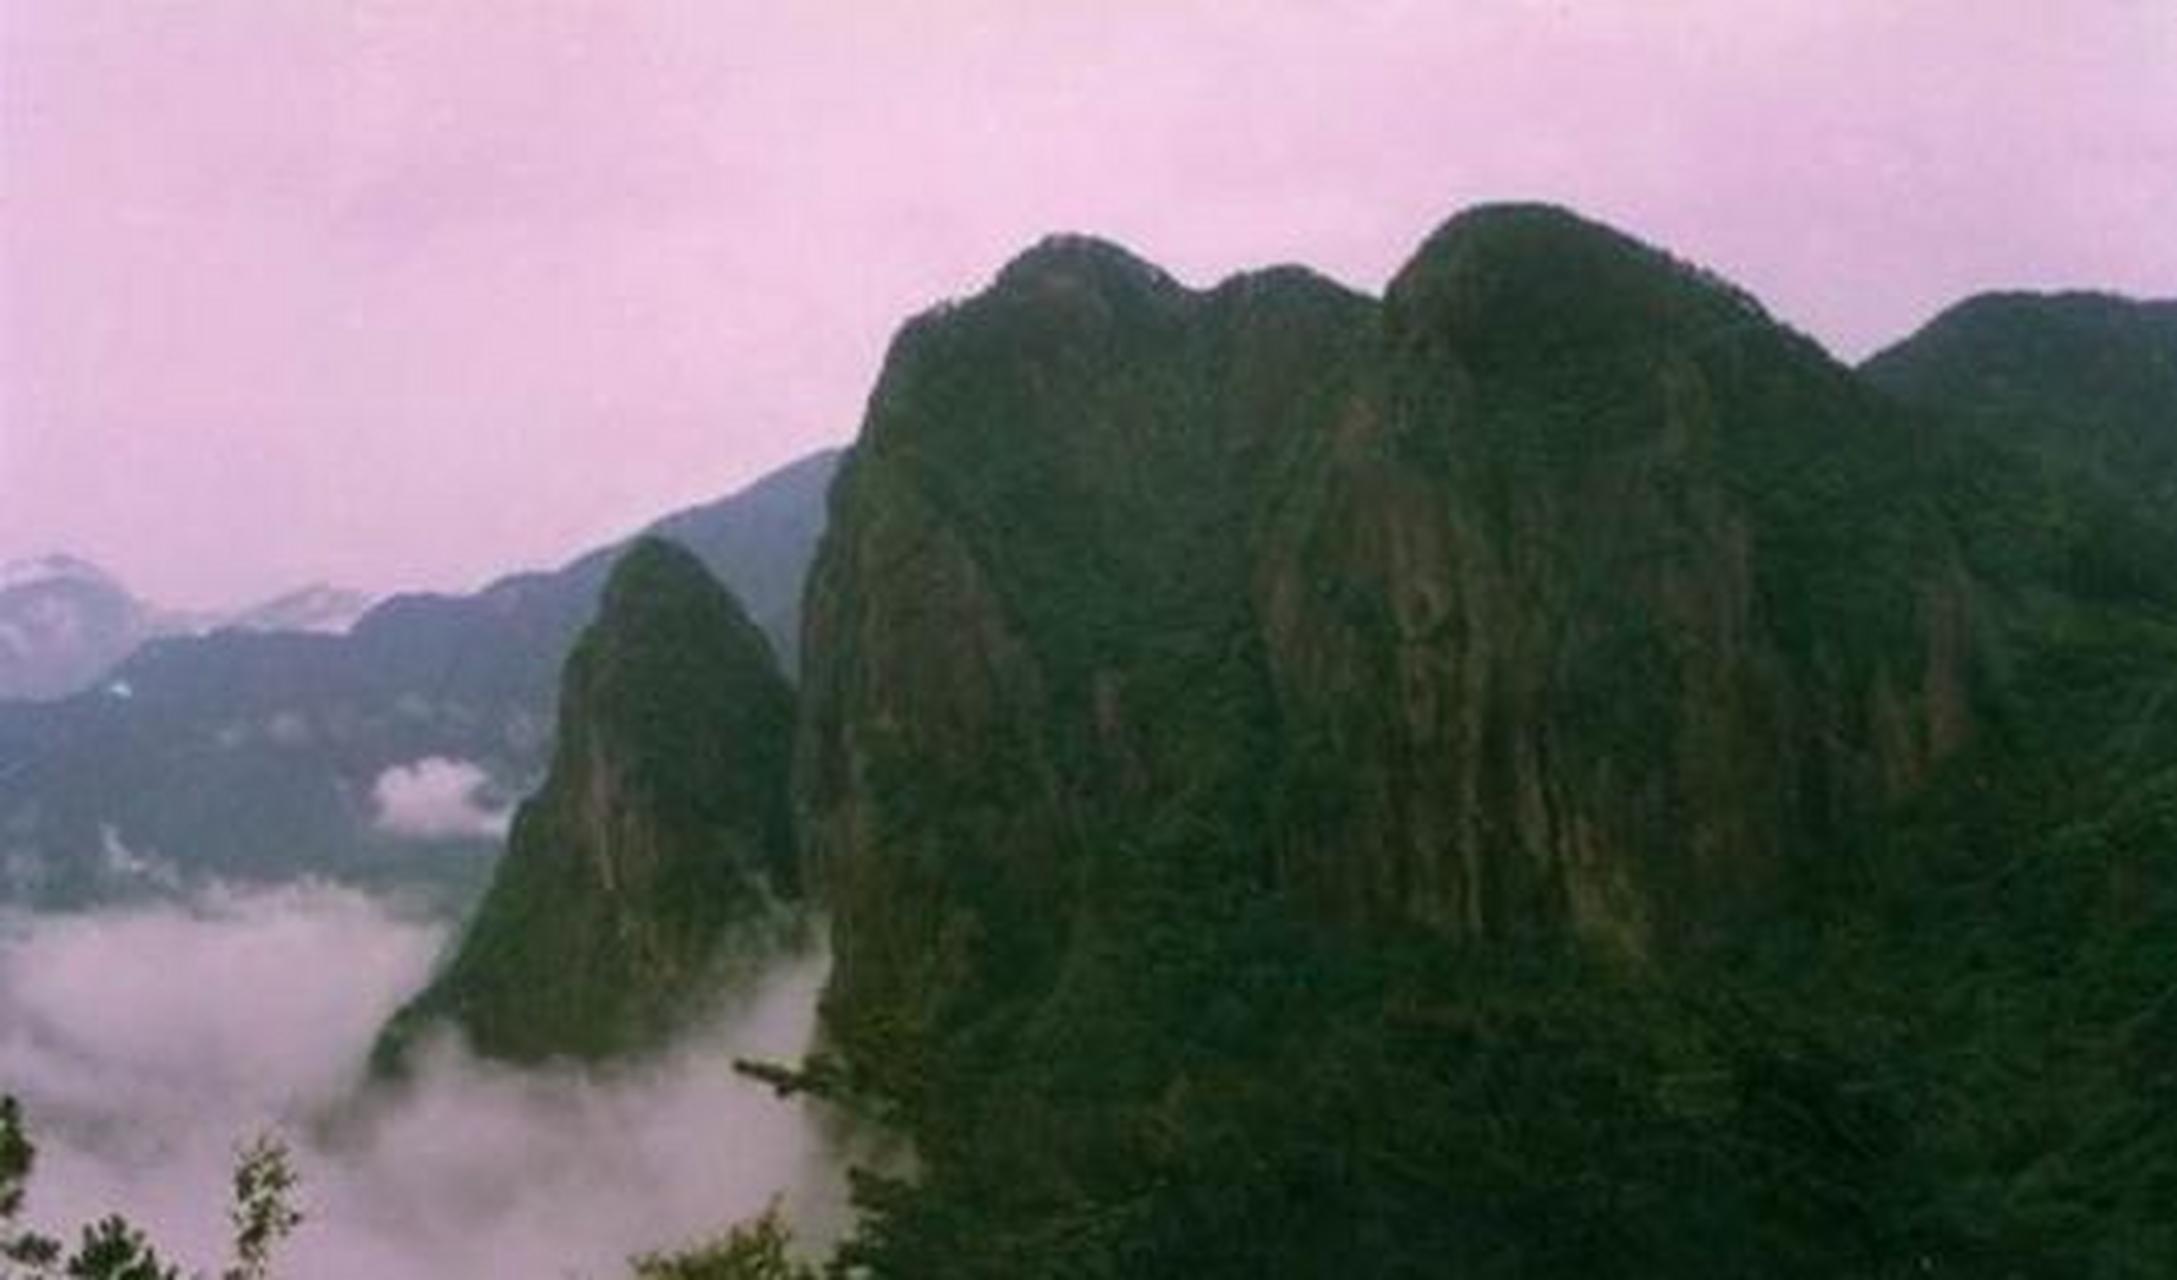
221, 1137, 301, 1280
630, 1202, 816, 1280
1, 1097, 299, 1280
56, 1217, 176, 1280
2, 1096, 63, 1279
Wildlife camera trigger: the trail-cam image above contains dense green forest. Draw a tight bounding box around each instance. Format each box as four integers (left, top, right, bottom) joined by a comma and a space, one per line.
786, 209, 2177, 1276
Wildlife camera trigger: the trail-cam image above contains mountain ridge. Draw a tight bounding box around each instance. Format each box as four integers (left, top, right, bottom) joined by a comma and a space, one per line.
0, 553, 384, 702
0, 448, 840, 906
800, 203, 1974, 1075
785, 204, 2177, 1273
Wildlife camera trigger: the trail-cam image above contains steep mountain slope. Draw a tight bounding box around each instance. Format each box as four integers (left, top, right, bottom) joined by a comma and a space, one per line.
795, 210, 2177, 1274
1257, 208, 1969, 952
800, 205, 1970, 1079
0, 448, 838, 907
377, 539, 797, 1067
797, 237, 1377, 1068
1838, 292, 2177, 1272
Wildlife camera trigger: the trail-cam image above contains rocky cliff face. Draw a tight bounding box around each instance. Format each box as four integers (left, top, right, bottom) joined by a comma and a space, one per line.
795, 235, 1376, 1069
1258, 207, 1974, 955
797, 205, 1982, 1074
378, 537, 797, 1067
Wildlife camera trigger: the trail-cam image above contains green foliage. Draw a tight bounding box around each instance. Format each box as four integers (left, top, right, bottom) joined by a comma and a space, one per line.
631, 1203, 816, 1280
59, 1219, 177, 1280
1, 1100, 298, 1280
831, 835, 2006, 1278
221, 1137, 300, 1280
1, 1097, 62, 1278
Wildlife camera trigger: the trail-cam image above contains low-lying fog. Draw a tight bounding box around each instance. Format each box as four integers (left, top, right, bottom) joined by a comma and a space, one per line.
0, 882, 860, 1278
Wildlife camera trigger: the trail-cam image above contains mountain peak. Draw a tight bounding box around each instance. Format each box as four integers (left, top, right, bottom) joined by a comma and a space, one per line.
1386, 201, 1771, 359
598, 535, 714, 615
1868, 289, 2177, 379
373, 536, 798, 1067
0, 553, 125, 598
991, 232, 1185, 305
0, 554, 151, 701
1395, 202, 1662, 282
1864, 287, 2177, 503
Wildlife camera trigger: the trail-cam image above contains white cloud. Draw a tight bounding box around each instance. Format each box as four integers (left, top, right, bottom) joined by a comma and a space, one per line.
97, 823, 180, 892
0, 885, 866, 1279
370, 757, 513, 841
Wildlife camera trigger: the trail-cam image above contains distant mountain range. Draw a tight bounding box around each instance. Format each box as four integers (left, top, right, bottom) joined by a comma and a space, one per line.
0, 554, 376, 702
0, 448, 840, 907
221, 582, 379, 637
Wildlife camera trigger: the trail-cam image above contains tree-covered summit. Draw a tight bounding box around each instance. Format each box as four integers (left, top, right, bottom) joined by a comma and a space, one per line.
793, 204, 2177, 1275
375, 536, 798, 1069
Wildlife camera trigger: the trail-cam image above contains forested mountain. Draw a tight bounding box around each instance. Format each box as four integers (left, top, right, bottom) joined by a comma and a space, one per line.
801, 203, 1972, 1099
376, 539, 799, 1069
1865, 291, 2177, 505
0, 449, 838, 907
775, 207, 2177, 1275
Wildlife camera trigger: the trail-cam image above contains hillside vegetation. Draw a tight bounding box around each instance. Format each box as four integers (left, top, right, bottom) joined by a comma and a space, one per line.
787, 207, 2177, 1276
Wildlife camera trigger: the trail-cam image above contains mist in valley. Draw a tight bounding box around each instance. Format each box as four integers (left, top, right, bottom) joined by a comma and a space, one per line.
0, 882, 857, 1278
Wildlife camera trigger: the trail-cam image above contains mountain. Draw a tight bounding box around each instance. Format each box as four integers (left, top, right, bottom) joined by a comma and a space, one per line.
801, 204, 1968, 1078
0, 555, 163, 701
790, 210, 2177, 1273
0, 448, 839, 907
1863, 291, 2177, 503
1863, 292, 2177, 615
0, 554, 382, 702
376, 539, 798, 1069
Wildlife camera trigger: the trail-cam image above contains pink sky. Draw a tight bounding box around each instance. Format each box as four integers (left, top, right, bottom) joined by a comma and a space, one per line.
3, 1, 2173, 609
